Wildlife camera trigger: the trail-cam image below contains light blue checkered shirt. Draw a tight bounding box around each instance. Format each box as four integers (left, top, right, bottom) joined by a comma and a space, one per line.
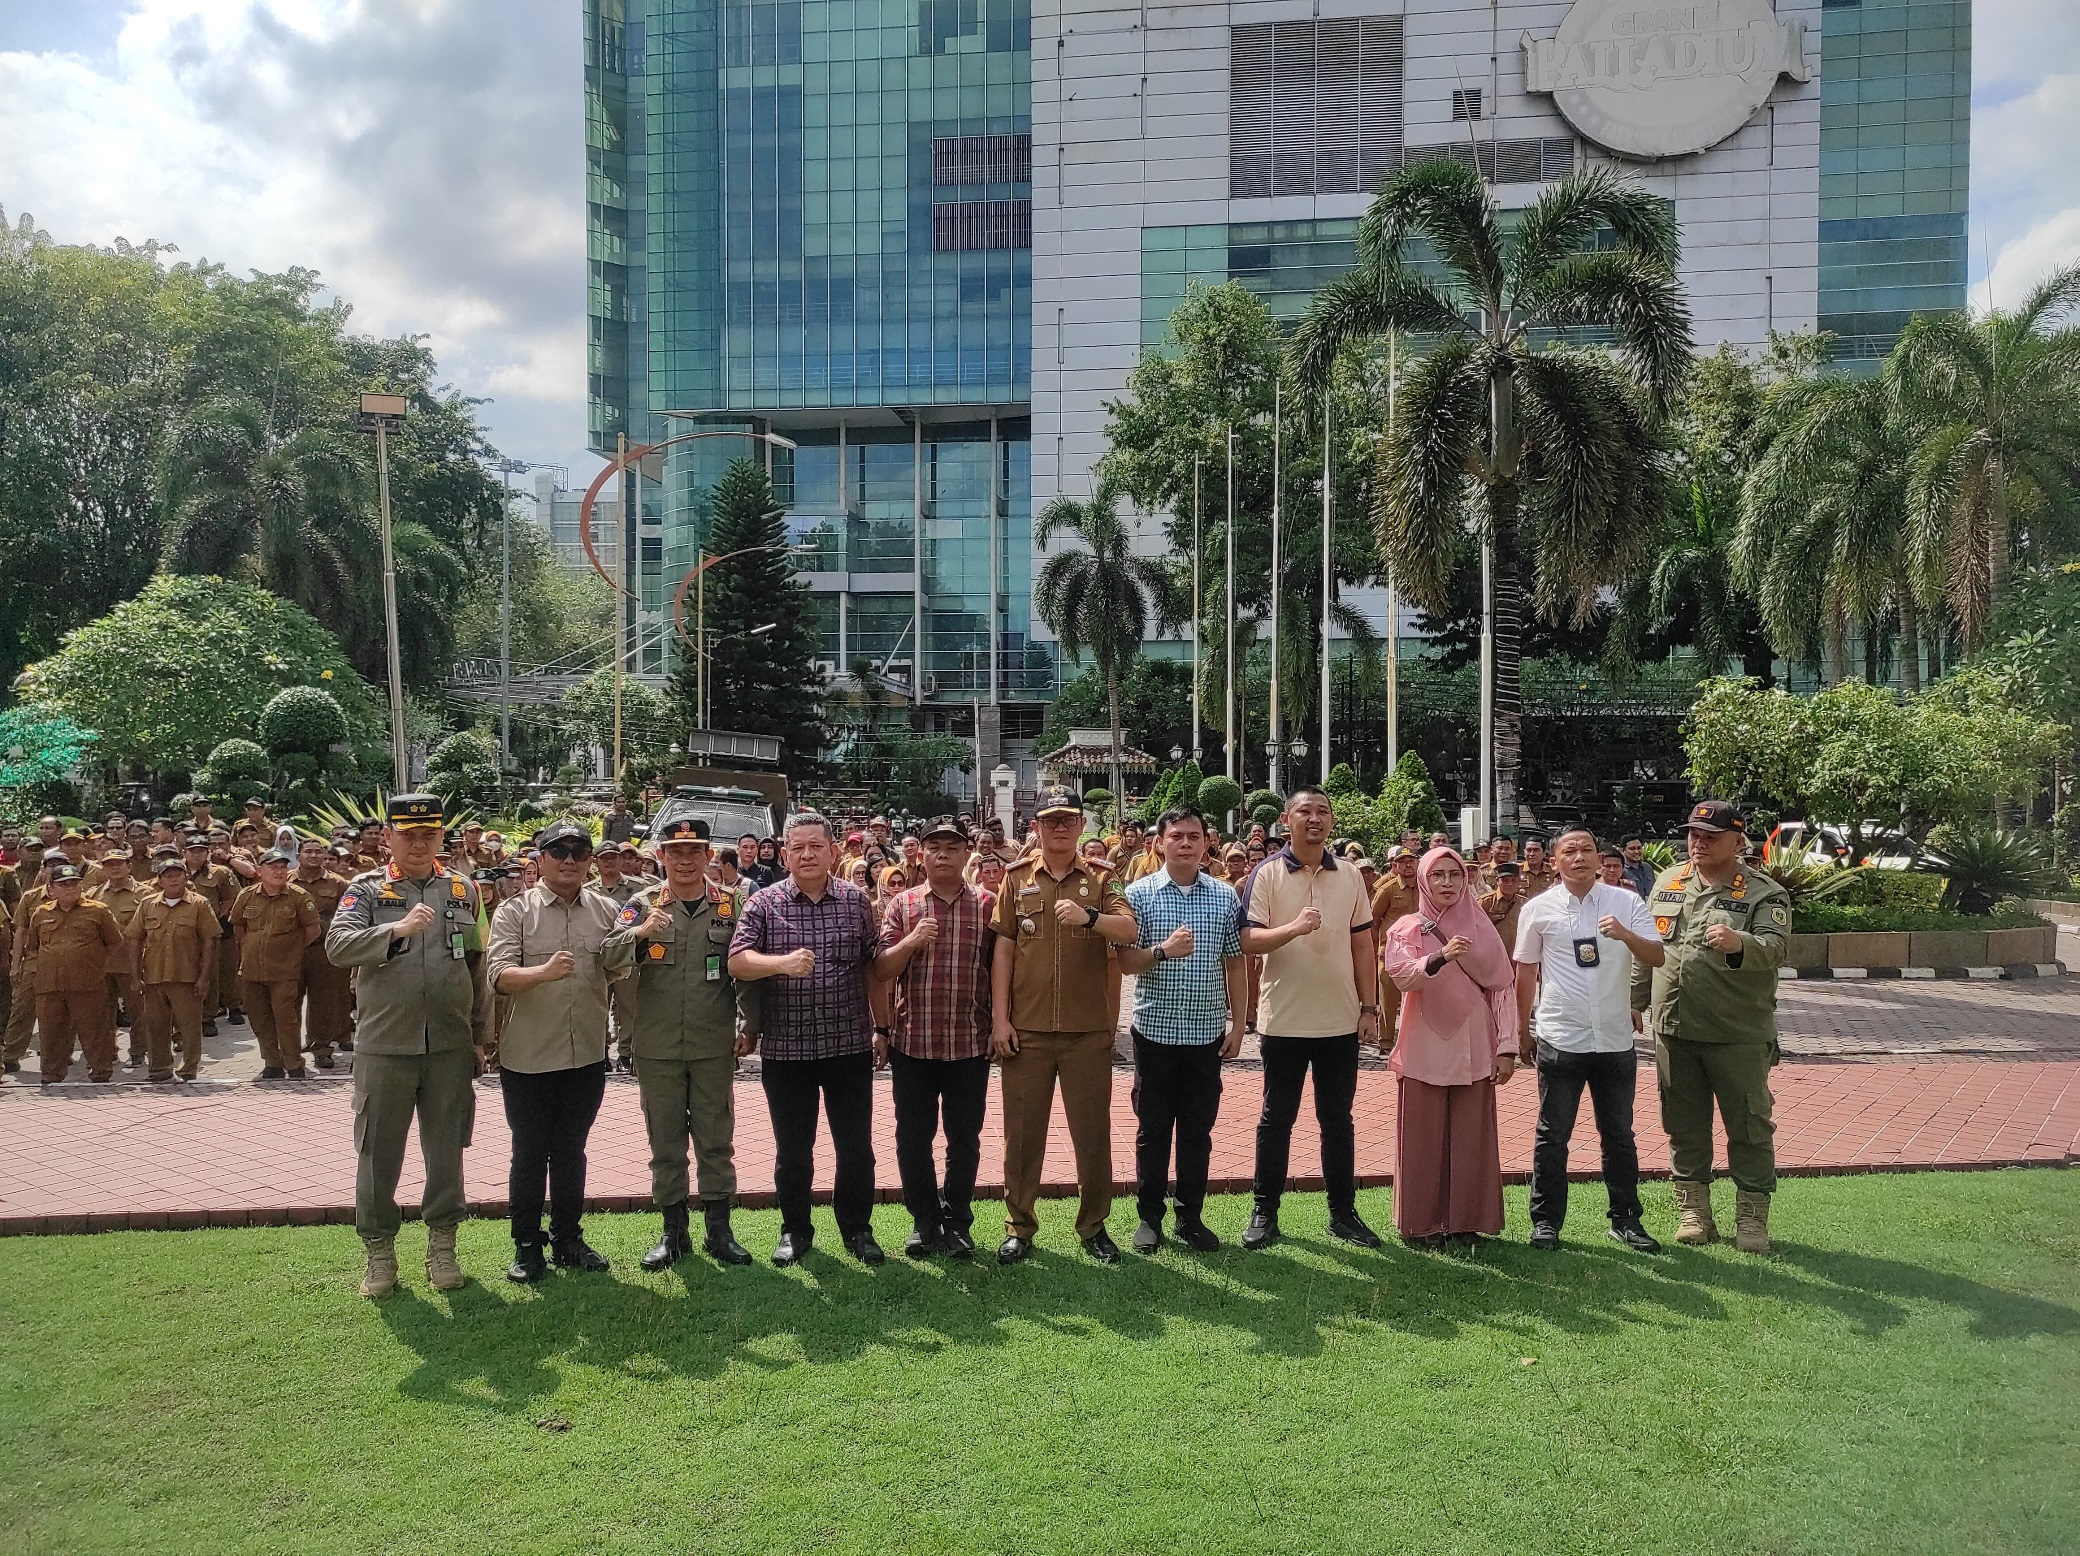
1125, 868, 1243, 1045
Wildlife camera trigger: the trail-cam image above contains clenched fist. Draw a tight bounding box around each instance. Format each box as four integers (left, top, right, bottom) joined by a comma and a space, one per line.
777, 947, 816, 977
391, 903, 437, 939
1161, 924, 1194, 959
910, 913, 940, 947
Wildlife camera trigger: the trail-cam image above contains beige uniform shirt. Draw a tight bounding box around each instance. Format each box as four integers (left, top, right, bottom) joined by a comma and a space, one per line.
990, 856, 1130, 1034
486, 884, 632, 1073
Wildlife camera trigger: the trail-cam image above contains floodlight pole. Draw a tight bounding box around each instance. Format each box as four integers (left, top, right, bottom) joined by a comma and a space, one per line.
358, 392, 410, 793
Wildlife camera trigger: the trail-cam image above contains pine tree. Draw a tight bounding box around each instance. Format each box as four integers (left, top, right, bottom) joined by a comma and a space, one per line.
665, 459, 827, 774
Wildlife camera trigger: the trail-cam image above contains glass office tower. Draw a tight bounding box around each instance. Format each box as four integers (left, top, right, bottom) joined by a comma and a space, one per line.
585, 0, 1045, 751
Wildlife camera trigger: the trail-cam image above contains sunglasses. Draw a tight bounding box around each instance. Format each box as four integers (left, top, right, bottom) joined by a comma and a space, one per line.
541, 842, 594, 862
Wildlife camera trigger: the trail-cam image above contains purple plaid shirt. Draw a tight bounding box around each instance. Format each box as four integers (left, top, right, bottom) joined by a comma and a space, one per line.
729, 875, 879, 1061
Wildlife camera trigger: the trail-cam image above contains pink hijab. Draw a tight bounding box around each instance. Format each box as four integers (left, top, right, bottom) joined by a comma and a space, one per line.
1383, 848, 1514, 1073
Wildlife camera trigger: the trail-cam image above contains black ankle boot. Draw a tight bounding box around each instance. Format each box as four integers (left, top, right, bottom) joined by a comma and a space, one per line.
641, 1201, 693, 1272
702, 1200, 752, 1266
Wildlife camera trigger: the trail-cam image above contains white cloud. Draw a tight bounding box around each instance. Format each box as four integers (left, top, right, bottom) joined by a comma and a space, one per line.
1971, 206, 2080, 313
0, 0, 590, 471
1970, 2, 2080, 307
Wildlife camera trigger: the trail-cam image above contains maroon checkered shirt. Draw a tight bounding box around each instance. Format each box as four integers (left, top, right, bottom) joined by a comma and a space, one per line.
878, 882, 996, 1061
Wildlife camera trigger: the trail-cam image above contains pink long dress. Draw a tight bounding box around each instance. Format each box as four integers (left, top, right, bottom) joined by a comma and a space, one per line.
1381, 848, 1517, 1238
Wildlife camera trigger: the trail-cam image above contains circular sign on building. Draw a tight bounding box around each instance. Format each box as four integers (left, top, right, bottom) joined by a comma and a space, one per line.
1522, 0, 1812, 160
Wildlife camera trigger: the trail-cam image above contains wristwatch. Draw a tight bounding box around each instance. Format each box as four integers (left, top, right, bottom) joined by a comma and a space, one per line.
1084, 905, 1101, 927
1151, 947, 1168, 964
1359, 1003, 1379, 1014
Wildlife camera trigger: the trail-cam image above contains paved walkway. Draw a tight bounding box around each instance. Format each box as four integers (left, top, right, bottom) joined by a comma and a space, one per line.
3, 1050, 2073, 1234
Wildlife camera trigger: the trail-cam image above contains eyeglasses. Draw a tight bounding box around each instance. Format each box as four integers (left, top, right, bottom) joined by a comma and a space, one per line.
541, 843, 593, 862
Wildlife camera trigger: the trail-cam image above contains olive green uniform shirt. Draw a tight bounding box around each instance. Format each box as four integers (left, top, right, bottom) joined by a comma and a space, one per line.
484, 884, 629, 1073
600, 882, 744, 1060
1633, 863, 1791, 1045
325, 865, 491, 1056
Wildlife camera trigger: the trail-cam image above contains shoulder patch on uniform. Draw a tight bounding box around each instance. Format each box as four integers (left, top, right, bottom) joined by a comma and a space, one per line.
337, 890, 359, 913
1654, 915, 1672, 936
617, 901, 642, 927
452, 879, 468, 900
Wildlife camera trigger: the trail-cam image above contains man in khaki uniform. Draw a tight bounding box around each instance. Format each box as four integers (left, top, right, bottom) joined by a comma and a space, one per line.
91, 849, 149, 1067
232, 848, 323, 1079
3, 849, 62, 1074
180, 835, 238, 1036
25, 865, 125, 1083
1633, 800, 1792, 1255
603, 817, 753, 1271
325, 794, 491, 1298
294, 838, 354, 1069
130, 853, 219, 1082
1479, 863, 1526, 963
593, 840, 643, 1072
989, 785, 1137, 1264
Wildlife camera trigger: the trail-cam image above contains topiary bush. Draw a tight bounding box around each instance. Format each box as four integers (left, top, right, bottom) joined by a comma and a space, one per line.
195, 738, 271, 807
259, 685, 350, 758
1244, 788, 1282, 820
1251, 802, 1281, 830
1376, 752, 1447, 840
1196, 776, 1242, 826
425, 730, 501, 812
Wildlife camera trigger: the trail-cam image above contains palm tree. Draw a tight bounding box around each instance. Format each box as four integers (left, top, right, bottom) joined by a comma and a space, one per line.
1738, 372, 1933, 690
1616, 478, 1755, 678
1034, 481, 1176, 807
1291, 159, 1690, 826
160, 394, 364, 612
1894, 262, 2080, 647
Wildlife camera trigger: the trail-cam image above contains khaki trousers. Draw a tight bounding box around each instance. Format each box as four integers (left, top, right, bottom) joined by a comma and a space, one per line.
105, 971, 140, 1063
243, 976, 305, 1070
302, 943, 352, 1058
635, 1054, 738, 1206
2, 969, 36, 1065
215, 935, 238, 1016
139, 983, 205, 1080
1001, 1028, 1114, 1241
353, 1048, 477, 1242
36, 989, 111, 1081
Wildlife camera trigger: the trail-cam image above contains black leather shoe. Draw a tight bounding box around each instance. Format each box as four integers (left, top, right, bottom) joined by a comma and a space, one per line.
1530, 1222, 1561, 1251
1609, 1218, 1663, 1254
551, 1237, 610, 1272
1403, 1233, 1447, 1251
314, 1052, 335, 1069
996, 1235, 1031, 1264
1327, 1211, 1383, 1249
227, 1008, 245, 1026
285, 1067, 308, 1080
2, 1060, 18, 1073
1176, 1220, 1222, 1252
203, 1019, 218, 1038
701, 1202, 752, 1266
507, 1243, 548, 1283
641, 1203, 693, 1272
941, 1227, 975, 1260
904, 1226, 942, 1258
772, 1230, 811, 1266
256, 1066, 285, 1080
1241, 1208, 1279, 1250
1082, 1231, 1121, 1264
1131, 1219, 1163, 1254
844, 1231, 886, 1265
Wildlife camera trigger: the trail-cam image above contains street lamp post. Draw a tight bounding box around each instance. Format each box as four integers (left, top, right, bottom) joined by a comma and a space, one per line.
1268, 381, 1283, 797
356, 392, 409, 792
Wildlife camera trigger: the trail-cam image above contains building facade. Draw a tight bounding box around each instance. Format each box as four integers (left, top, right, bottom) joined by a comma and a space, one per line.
587, 0, 1969, 780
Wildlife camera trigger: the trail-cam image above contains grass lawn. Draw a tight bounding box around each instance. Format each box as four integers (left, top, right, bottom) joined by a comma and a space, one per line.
2, 1170, 2076, 1555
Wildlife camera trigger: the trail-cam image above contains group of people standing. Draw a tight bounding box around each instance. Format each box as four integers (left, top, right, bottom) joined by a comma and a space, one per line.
339, 776, 1789, 1299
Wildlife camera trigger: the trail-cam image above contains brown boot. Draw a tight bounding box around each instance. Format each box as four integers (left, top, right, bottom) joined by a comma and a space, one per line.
359, 1237, 400, 1298
1733, 1189, 1772, 1254
1672, 1182, 1719, 1245
425, 1225, 466, 1291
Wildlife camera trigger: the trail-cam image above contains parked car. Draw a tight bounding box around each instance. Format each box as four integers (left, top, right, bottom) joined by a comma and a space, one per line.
1766, 820, 1918, 868
647, 784, 775, 847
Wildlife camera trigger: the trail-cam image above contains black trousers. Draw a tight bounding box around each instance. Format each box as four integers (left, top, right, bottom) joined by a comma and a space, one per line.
888, 1049, 990, 1236
1529, 1041, 1643, 1229
1131, 1031, 1224, 1226
760, 1051, 877, 1240
1252, 1032, 1360, 1216
499, 1059, 609, 1247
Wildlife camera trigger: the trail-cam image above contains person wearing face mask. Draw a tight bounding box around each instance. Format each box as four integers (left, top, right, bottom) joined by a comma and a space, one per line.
1380, 846, 1518, 1251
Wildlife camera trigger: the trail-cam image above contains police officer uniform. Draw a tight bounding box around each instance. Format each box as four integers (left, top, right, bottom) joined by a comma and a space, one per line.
593, 842, 643, 1071
1634, 800, 1791, 1253
601, 817, 753, 1270
325, 794, 492, 1298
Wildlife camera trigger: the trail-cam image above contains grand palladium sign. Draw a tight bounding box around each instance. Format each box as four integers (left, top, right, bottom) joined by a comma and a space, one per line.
1523, 0, 1811, 160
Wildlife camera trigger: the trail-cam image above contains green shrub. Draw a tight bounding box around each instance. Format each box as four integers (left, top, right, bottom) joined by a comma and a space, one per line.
1918, 826, 2056, 913
1376, 752, 1447, 840
1324, 762, 1362, 799
1790, 901, 2049, 935
1197, 776, 1243, 824
1251, 802, 1281, 830
259, 686, 350, 758
1244, 788, 1282, 819
426, 730, 501, 811
196, 738, 271, 805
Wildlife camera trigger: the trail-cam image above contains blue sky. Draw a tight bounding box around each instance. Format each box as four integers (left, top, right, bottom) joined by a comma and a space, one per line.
2, 0, 2074, 482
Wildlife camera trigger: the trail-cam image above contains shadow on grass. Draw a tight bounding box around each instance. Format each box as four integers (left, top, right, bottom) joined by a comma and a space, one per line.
370, 1197, 2079, 1413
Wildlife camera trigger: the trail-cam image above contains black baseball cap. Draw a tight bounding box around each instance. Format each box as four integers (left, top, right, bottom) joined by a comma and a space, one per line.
386, 793, 444, 830
1495, 861, 1520, 878
1683, 800, 1745, 835
920, 815, 970, 843
1034, 785, 1083, 820
656, 817, 710, 845
48, 864, 83, 884
535, 821, 594, 853
259, 848, 294, 866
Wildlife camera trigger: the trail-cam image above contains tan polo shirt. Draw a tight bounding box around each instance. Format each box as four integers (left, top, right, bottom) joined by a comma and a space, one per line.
990, 855, 1131, 1034
1242, 847, 1372, 1038
485, 883, 632, 1073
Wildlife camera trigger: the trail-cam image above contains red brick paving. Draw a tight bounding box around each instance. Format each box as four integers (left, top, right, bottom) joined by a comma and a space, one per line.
2, 1058, 2073, 1235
